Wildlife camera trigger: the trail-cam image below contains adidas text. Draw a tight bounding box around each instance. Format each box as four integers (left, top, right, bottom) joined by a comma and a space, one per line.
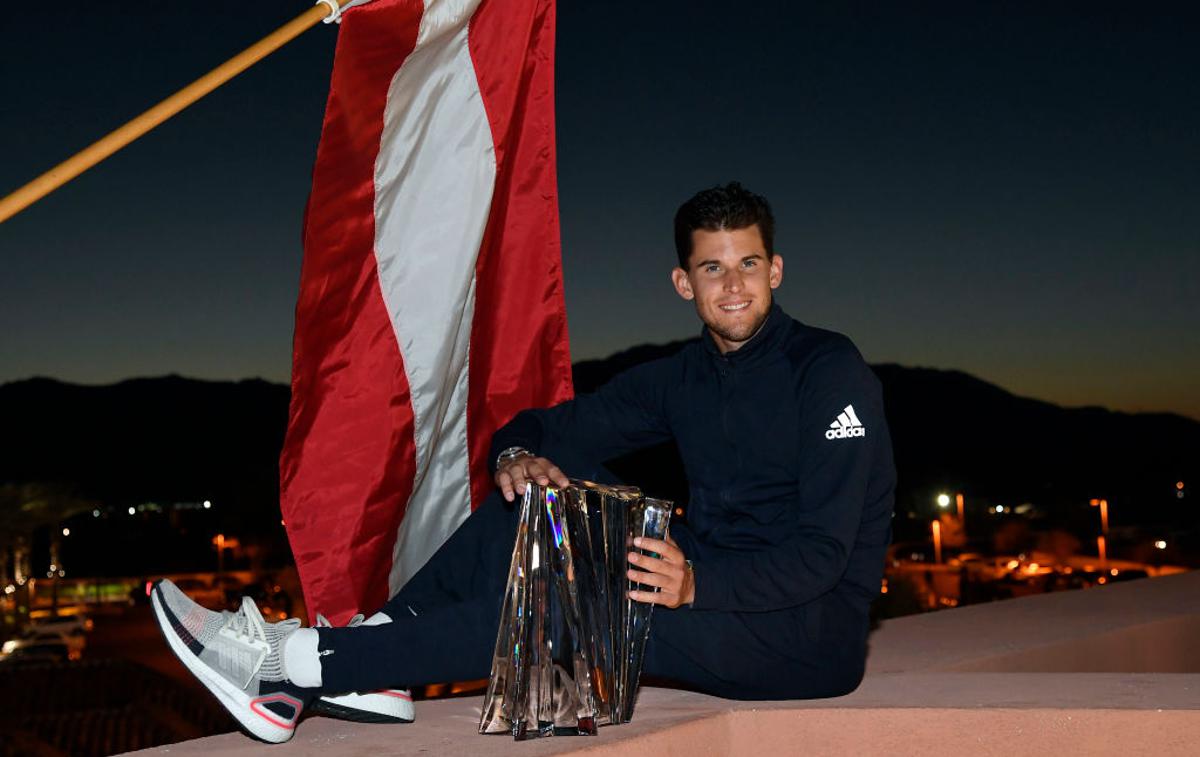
826, 426, 866, 439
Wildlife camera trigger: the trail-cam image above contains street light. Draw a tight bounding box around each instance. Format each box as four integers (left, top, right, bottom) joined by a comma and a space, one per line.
1090, 498, 1109, 535
936, 493, 951, 509
213, 533, 226, 576
956, 493, 965, 522
931, 520, 943, 564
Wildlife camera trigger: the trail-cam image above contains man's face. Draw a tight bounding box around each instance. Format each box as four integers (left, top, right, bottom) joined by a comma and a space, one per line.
671, 225, 783, 354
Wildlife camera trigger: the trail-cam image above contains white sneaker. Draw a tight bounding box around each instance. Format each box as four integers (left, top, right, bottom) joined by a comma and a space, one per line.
309, 613, 415, 724
150, 579, 315, 743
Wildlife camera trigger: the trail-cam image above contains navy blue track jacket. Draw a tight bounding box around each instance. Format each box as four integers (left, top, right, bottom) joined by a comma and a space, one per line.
490, 304, 896, 615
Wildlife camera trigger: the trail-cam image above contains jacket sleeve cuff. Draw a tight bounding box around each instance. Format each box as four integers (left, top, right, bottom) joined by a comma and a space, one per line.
687, 558, 731, 611
488, 412, 544, 475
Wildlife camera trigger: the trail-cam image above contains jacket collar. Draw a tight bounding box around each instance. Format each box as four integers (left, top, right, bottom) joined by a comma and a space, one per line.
700, 302, 790, 366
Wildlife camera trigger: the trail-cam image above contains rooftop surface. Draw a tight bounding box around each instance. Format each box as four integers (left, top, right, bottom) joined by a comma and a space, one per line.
127, 571, 1200, 755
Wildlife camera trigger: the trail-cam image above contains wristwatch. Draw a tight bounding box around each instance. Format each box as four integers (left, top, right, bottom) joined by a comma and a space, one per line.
495, 446, 533, 469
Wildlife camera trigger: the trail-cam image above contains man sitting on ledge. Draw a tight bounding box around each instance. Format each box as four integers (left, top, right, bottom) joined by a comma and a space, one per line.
151, 182, 896, 743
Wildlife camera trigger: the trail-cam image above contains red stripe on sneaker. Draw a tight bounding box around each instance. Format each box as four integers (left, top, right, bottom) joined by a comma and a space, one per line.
250, 693, 303, 729
379, 690, 413, 701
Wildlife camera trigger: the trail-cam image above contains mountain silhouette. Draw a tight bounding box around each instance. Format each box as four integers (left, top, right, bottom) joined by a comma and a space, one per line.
2, 349, 1196, 545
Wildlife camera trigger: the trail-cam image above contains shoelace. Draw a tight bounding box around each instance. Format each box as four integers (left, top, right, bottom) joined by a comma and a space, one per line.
221, 598, 269, 679
224, 597, 267, 642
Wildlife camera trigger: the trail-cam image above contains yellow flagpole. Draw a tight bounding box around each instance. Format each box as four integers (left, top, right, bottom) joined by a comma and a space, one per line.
0, 0, 352, 225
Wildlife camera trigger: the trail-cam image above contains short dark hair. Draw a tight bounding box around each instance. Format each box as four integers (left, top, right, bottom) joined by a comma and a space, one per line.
673, 182, 775, 269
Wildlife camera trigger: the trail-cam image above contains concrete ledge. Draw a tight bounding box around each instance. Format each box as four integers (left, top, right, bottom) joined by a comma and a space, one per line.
127, 572, 1200, 755
865, 570, 1200, 674
124, 680, 1200, 756
726, 709, 1200, 756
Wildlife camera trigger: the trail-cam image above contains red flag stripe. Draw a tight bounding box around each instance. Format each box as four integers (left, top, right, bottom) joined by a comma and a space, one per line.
467, 0, 574, 512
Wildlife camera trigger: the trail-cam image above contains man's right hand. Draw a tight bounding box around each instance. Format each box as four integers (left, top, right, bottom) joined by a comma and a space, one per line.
495, 454, 570, 502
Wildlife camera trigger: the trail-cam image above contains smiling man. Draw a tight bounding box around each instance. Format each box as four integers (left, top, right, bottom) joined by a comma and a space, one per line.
670, 219, 782, 354
494, 183, 896, 697
150, 182, 896, 742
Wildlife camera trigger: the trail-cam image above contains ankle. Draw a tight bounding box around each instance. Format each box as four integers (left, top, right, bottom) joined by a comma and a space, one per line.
283, 627, 323, 688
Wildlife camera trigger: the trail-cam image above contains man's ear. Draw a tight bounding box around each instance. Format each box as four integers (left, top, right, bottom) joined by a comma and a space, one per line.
671, 267, 694, 301
769, 253, 784, 290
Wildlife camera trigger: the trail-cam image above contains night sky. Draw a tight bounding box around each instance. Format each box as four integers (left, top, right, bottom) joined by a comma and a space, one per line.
2, 1, 1197, 419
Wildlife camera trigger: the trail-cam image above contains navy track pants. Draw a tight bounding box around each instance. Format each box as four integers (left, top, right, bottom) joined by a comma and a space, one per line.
315, 488, 868, 701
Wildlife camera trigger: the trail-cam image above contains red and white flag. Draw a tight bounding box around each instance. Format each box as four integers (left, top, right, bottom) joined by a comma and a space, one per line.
281, 0, 572, 625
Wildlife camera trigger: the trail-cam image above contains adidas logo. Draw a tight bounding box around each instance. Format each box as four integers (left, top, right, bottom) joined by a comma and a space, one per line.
826, 404, 866, 440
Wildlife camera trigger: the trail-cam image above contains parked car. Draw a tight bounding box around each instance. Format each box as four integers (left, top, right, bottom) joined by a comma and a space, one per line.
2, 629, 85, 661
30, 613, 93, 637
0, 640, 71, 666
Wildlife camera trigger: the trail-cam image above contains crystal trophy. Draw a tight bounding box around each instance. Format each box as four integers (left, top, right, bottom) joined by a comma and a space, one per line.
479, 480, 672, 738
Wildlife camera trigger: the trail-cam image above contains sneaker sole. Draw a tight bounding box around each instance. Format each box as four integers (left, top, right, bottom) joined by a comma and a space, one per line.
310, 696, 414, 724
151, 582, 297, 743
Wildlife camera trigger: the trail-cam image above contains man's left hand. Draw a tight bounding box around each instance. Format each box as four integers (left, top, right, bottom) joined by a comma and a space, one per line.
627, 533, 694, 608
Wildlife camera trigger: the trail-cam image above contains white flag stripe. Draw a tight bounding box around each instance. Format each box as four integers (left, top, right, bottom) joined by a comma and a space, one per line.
844, 405, 862, 427
373, 0, 494, 593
